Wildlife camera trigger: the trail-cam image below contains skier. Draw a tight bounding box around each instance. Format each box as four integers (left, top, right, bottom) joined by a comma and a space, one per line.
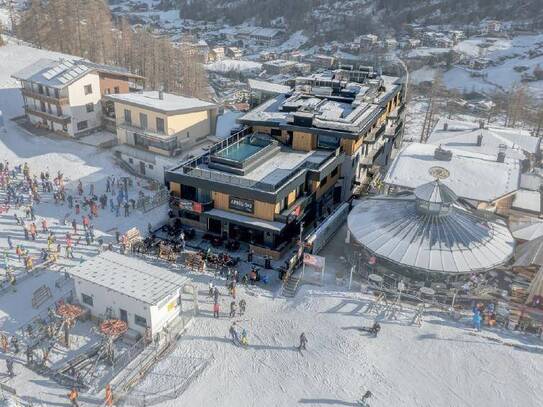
239, 299, 246, 317
229, 323, 240, 345
229, 301, 237, 318
240, 329, 248, 347
298, 332, 308, 351
358, 390, 373, 406
6, 357, 14, 378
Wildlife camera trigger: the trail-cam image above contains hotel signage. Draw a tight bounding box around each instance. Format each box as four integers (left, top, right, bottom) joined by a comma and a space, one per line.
229, 196, 254, 214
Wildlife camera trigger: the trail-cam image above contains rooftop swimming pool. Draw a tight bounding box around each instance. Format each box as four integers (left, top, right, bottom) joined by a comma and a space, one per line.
214, 137, 271, 162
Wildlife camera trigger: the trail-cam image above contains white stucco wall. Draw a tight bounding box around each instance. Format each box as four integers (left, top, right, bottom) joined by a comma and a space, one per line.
66, 72, 102, 136
73, 277, 181, 336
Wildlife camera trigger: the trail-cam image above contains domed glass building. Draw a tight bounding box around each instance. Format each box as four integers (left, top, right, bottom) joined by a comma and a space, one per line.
347, 180, 515, 282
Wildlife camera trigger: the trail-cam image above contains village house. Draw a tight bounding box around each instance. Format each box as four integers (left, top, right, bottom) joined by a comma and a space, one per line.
12, 58, 143, 137
164, 66, 405, 259
105, 90, 218, 181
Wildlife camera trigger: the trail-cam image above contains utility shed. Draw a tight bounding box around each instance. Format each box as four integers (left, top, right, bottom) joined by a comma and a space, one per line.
68, 251, 191, 336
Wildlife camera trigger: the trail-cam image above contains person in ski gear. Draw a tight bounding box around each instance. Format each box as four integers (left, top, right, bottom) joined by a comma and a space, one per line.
240, 329, 248, 346
229, 323, 240, 345
6, 358, 14, 377
239, 299, 246, 316
68, 387, 79, 407
298, 332, 308, 351
230, 301, 237, 318
473, 310, 482, 332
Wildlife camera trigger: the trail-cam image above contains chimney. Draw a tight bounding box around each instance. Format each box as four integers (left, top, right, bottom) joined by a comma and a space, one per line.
443, 122, 448, 131
479, 120, 485, 129
434, 146, 453, 161
158, 90, 164, 100
476, 133, 483, 146
497, 152, 505, 163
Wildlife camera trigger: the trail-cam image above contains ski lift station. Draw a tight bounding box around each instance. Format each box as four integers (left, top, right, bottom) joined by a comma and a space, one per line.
68, 251, 195, 336
347, 180, 515, 283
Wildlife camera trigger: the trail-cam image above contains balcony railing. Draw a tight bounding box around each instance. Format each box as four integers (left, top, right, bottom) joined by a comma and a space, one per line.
25, 106, 71, 125
120, 122, 180, 154
275, 192, 315, 223
22, 88, 69, 105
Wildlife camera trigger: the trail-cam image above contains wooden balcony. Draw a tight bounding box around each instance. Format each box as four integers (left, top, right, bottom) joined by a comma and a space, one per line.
22, 88, 69, 105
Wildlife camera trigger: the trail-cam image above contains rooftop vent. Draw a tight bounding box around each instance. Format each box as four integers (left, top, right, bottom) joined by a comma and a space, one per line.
479, 120, 485, 129
434, 146, 453, 161
293, 112, 314, 127
158, 90, 164, 100
443, 122, 448, 131
497, 151, 506, 163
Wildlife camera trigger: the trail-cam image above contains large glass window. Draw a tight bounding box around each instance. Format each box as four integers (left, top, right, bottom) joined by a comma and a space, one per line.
82, 293, 93, 306
317, 134, 340, 149
134, 314, 147, 327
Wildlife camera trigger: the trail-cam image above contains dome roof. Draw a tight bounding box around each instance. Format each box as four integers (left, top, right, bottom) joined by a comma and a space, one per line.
347, 194, 514, 275
414, 180, 457, 205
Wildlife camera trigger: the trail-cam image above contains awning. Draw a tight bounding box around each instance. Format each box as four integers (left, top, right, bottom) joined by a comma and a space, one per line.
206, 209, 286, 233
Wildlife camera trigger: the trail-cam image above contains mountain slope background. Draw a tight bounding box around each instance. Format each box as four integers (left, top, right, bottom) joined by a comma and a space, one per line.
175, 0, 543, 39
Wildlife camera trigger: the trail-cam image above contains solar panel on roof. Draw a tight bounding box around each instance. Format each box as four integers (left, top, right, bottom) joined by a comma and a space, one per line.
43, 72, 53, 80
58, 77, 68, 84
80, 65, 89, 71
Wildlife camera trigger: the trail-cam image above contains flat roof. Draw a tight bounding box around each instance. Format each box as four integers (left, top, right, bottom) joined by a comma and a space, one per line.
106, 91, 217, 115
384, 142, 521, 203
512, 189, 541, 213
68, 251, 189, 305
429, 118, 540, 160
248, 79, 291, 95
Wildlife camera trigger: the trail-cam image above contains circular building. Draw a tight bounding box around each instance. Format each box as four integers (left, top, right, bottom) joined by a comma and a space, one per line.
347, 180, 515, 282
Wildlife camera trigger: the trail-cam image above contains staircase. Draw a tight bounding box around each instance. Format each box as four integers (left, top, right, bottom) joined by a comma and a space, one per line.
282, 274, 301, 298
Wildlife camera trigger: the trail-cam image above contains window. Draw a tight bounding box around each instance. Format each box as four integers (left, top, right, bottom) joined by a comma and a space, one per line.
320, 176, 328, 186
38, 84, 44, 95
84, 84, 93, 95
128, 158, 133, 164
114, 86, 120, 94
86, 103, 94, 113
331, 167, 339, 178
139, 113, 148, 129
317, 134, 340, 149
156, 117, 165, 133
134, 314, 147, 327
54, 89, 60, 99
81, 294, 93, 306
77, 120, 88, 131
148, 164, 154, 170
105, 88, 111, 95
124, 109, 132, 125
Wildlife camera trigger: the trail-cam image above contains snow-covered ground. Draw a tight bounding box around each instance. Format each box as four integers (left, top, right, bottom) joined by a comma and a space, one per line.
134, 226, 543, 407
444, 34, 543, 95
206, 59, 263, 74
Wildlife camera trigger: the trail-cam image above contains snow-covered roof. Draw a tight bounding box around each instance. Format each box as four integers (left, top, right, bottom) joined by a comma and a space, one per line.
11, 58, 140, 89
106, 91, 217, 115
510, 217, 543, 242
384, 142, 521, 203
512, 189, 541, 214
513, 235, 543, 268
68, 251, 188, 305
250, 27, 282, 38
429, 118, 540, 160
348, 188, 515, 275
248, 79, 291, 94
